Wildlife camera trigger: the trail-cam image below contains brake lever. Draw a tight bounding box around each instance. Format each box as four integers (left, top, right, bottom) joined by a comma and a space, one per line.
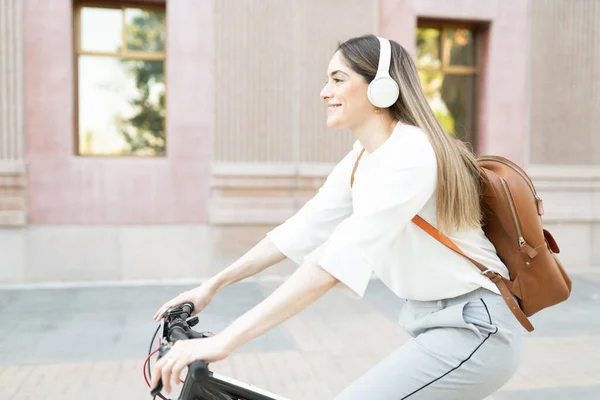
187, 316, 199, 327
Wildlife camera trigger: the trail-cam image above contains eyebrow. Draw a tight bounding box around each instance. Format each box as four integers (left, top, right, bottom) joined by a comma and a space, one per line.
328, 70, 349, 78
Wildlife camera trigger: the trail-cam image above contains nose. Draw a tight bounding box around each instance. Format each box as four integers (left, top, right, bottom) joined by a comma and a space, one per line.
320, 82, 332, 101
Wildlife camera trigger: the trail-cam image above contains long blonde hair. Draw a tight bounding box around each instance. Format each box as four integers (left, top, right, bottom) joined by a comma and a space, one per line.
338, 34, 482, 235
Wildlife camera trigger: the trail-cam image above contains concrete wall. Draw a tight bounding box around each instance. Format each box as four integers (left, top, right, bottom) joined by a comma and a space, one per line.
0, 225, 212, 283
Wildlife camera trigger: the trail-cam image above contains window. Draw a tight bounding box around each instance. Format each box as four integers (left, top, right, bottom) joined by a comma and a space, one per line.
74, 3, 166, 156
416, 23, 478, 146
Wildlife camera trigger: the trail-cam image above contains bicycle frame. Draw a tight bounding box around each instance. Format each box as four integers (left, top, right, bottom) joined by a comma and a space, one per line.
178, 364, 289, 400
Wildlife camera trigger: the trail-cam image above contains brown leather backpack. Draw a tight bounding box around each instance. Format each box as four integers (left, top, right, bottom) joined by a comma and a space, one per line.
351, 150, 572, 332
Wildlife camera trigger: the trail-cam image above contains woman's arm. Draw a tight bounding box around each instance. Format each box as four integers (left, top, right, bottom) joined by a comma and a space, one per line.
209, 145, 358, 293
154, 146, 356, 323
153, 237, 286, 321
150, 260, 339, 393
221, 260, 339, 349
206, 236, 287, 293
207, 146, 359, 294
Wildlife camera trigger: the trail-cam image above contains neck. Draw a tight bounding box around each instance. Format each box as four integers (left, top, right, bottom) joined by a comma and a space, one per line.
351, 113, 398, 154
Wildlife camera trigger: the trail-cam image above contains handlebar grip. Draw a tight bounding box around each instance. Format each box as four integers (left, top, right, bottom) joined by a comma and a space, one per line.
150, 359, 208, 397
181, 302, 194, 319
178, 361, 209, 399
188, 360, 210, 382
169, 326, 190, 342
150, 380, 163, 396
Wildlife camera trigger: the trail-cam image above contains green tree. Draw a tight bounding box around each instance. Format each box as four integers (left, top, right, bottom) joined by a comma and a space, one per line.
416, 28, 457, 137
118, 9, 166, 156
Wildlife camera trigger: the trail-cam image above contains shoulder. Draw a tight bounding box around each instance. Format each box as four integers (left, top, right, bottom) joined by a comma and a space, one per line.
383, 123, 436, 169
394, 123, 434, 151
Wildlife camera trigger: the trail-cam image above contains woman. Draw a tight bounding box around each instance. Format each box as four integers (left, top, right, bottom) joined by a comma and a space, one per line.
151, 34, 523, 399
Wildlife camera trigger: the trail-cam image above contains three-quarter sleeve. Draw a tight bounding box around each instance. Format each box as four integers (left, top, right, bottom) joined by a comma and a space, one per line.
317, 142, 437, 298
266, 146, 356, 265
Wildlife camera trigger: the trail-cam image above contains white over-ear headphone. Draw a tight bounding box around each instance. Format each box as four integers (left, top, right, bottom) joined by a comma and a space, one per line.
367, 37, 400, 108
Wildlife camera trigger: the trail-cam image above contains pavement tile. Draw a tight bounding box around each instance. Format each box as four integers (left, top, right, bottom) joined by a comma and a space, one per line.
0, 273, 599, 399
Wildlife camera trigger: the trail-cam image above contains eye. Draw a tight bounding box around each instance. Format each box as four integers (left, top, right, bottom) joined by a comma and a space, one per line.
325, 77, 344, 84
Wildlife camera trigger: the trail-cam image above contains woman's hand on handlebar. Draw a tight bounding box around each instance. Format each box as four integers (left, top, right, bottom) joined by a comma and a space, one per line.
153, 283, 216, 322
150, 333, 232, 394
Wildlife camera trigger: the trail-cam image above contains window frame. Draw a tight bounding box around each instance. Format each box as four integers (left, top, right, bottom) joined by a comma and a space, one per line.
417, 20, 482, 147
73, 0, 168, 157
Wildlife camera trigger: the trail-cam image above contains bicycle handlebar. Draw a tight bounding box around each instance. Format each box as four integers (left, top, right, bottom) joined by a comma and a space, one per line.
148, 301, 285, 400
150, 302, 213, 398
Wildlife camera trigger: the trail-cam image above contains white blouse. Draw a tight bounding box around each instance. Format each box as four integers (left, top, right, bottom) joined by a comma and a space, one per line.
267, 122, 509, 301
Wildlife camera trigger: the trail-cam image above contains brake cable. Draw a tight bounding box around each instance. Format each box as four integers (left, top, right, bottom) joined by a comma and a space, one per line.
146, 324, 170, 400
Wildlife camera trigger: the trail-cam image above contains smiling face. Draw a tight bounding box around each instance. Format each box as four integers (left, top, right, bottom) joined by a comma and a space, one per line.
320, 51, 374, 130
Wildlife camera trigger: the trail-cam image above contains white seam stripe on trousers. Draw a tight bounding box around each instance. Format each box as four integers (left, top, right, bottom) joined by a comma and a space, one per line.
334, 287, 524, 399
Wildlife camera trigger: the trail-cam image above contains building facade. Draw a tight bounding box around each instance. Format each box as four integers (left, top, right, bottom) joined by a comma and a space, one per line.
0, 0, 598, 284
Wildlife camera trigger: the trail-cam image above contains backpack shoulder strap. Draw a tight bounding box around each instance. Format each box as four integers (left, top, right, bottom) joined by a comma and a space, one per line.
413, 215, 534, 332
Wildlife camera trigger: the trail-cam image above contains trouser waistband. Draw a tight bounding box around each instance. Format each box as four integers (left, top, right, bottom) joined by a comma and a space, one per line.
406, 287, 500, 309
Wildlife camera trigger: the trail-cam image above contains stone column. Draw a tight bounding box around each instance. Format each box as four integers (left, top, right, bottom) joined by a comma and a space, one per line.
0, 0, 25, 226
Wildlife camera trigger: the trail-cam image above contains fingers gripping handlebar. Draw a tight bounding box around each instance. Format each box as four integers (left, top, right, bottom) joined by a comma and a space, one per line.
150, 302, 214, 398
148, 301, 286, 400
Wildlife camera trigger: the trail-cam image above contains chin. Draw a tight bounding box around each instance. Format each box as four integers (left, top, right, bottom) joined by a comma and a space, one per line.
326, 116, 346, 129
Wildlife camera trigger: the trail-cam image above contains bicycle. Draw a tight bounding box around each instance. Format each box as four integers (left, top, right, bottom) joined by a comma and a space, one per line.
145, 302, 290, 400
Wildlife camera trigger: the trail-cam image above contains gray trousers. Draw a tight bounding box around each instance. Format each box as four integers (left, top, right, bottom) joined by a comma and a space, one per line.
335, 288, 524, 399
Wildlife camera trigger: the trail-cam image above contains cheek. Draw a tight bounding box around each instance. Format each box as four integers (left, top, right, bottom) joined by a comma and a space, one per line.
342, 84, 369, 114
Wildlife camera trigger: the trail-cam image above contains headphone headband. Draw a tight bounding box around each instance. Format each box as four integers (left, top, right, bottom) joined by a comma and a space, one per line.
376, 37, 392, 77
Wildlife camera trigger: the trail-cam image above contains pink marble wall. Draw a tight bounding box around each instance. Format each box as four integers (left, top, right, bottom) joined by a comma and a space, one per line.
379, 0, 530, 165
23, 0, 212, 224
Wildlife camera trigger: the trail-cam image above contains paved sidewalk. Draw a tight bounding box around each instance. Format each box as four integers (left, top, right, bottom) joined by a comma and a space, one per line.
0, 270, 599, 399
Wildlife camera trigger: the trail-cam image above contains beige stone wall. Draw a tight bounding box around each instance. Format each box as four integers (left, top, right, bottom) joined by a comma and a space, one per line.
211, 0, 376, 227
527, 165, 600, 268
527, 0, 600, 267
0, 224, 298, 284
529, 0, 600, 166
0, 0, 25, 226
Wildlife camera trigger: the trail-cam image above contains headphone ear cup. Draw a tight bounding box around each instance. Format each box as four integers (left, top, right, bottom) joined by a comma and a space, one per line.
368, 77, 400, 108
